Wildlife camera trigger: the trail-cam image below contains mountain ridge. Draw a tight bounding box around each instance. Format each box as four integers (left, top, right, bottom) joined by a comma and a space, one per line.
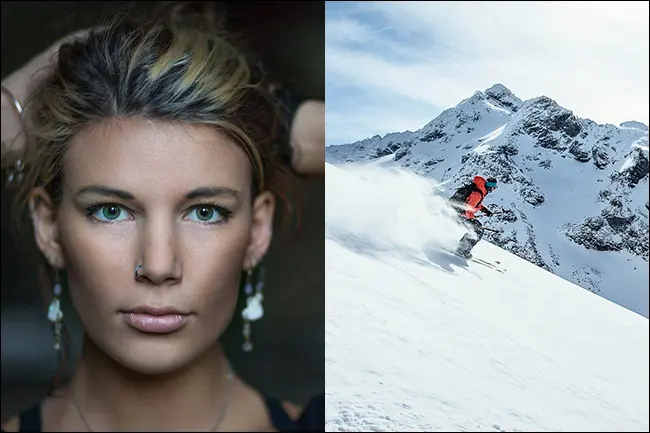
325, 84, 649, 317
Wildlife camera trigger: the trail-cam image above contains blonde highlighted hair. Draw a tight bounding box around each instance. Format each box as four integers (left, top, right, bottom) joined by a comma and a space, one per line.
17, 5, 294, 212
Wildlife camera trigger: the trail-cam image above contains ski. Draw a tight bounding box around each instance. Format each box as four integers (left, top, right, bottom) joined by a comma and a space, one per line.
440, 248, 506, 273
469, 257, 506, 274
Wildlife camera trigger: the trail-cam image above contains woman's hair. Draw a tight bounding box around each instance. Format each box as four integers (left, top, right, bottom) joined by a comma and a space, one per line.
12, 3, 298, 393
17, 8, 294, 209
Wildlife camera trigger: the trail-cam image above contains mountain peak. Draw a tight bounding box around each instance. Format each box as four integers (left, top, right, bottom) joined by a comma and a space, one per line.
520, 95, 561, 112
485, 83, 513, 96
467, 90, 487, 102
484, 83, 523, 112
452, 91, 488, 111
620, 121, 648, 132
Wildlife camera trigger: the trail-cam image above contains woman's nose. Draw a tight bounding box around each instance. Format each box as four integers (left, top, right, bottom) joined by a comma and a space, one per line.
136, 216, 181, 285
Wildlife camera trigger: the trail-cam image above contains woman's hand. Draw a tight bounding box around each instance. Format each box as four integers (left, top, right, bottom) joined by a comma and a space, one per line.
1, 28, 90, 166
289, 100, 325, 176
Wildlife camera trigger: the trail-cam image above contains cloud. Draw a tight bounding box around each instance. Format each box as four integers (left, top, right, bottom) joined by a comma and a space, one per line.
326, 1, 649, 145
325, 16, 372, 44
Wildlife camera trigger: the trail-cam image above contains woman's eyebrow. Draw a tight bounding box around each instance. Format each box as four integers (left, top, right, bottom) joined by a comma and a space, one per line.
74, 185, 240, 201
185, 187, 240, 200
75, 185, 134, 200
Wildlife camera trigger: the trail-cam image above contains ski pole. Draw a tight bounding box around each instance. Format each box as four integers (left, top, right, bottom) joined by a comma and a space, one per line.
482, 227, 503, 233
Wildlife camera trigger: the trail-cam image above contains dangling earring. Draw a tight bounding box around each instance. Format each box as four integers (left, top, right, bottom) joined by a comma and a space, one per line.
241, 263, 265, 352
47, 272, 64, 351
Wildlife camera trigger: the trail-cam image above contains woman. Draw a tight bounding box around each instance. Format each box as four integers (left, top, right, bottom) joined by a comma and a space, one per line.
1, 7, 323, 432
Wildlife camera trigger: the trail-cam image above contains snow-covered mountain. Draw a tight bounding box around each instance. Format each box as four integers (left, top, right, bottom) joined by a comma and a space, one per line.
325, 162, 649, 431
325, 84, 649, 318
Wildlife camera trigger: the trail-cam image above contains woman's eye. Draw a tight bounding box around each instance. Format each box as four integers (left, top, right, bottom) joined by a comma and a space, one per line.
91, 205, 130, 222
186, 205, 226, 224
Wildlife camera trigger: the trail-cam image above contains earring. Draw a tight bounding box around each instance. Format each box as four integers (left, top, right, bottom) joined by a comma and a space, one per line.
241, 263, 265, 352
47, 273, 64, 351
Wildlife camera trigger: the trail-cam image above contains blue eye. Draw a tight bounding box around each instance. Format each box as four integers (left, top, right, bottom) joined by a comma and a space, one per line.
90, 204, 130, 222
186, 205, 228, 224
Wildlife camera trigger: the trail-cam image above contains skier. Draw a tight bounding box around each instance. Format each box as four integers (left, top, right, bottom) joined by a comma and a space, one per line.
448, 176, 498, 258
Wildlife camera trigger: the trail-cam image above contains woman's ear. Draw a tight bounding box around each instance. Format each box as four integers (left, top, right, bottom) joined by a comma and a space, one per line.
244, 190, 276, 270
29, 187, 65, 269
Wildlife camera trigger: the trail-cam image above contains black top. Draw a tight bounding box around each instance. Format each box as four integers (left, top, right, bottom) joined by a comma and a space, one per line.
1, 392, 324, 432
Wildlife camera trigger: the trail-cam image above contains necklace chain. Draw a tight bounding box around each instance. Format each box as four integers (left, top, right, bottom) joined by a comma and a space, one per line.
71, 361, 235, 432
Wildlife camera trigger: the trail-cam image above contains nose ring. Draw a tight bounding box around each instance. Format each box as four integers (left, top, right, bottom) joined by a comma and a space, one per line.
135, 264, 143, 280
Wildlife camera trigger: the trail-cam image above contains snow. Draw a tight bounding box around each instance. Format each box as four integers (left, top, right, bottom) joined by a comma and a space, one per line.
473, 125, 508, 155
619, 157, 636, 173
478, 124, 508, 144
325, 162, 649, 432
484, 100, 513, 115
630, 136, 649, 152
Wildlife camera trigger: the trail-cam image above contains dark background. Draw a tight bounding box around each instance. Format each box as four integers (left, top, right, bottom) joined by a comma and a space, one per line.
0, 0, 324, 421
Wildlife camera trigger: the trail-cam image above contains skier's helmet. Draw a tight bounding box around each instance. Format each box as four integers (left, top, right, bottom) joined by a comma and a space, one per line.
485, 177, 497, 193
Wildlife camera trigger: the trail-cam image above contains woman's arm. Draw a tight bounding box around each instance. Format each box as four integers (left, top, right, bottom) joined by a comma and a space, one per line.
290, 100, 325, 176
1, 29, 90, 168
1, 87, 25, 168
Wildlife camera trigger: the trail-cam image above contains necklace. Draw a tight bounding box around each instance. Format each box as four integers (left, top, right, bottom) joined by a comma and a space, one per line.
71, 361, 235, 432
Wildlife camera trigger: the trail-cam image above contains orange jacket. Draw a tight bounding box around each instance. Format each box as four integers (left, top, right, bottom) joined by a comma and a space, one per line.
463, 176, 488, 219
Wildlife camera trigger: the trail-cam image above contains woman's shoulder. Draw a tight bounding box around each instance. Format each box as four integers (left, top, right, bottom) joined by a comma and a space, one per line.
1, 389, 324, 432
1, 390, 70, 433
236, 380, 323, 431
279, 400, 303, 420
1, 416, 20, 433
264, 391, 324, 431
294, 393, 324, 431
1, 401, 42, 433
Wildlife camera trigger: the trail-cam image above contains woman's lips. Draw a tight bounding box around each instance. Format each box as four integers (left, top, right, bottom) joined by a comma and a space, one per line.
122, 312, 189, 334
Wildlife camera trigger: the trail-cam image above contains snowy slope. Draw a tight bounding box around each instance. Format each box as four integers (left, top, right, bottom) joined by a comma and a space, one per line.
325, 84, 649, 318
325, 163, 649, 432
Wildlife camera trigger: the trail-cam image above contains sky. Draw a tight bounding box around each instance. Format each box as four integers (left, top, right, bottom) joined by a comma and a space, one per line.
325, 1, 650, 146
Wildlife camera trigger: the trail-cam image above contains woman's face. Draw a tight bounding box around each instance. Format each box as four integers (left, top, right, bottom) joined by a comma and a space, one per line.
31, 118, 275, 374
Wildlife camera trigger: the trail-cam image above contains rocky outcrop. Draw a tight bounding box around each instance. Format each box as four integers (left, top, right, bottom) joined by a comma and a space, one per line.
568, 141, 591, 162
561, 217, 624, 252
592, 145, 611, 169
611, 147, 649, 187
